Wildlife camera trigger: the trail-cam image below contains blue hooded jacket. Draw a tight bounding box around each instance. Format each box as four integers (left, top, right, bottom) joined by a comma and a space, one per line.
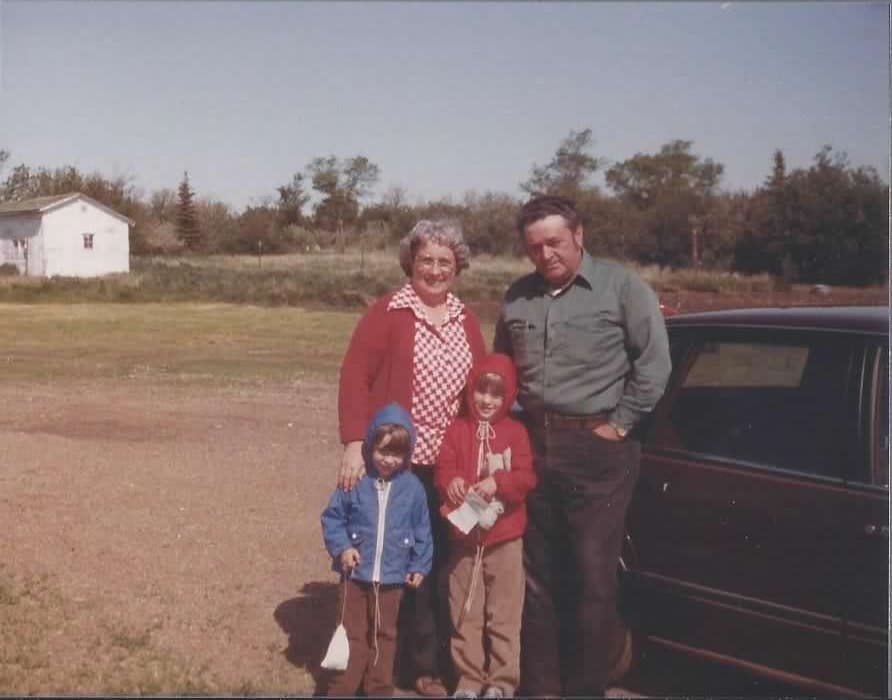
321, 402, 433, 584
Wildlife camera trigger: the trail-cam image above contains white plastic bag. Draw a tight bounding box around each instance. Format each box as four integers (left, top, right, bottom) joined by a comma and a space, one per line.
321, 575, 350, 671
320, 622, 349, 670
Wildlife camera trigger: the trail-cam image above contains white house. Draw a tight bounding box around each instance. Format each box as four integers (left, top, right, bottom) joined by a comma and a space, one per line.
0, 192, 132, 277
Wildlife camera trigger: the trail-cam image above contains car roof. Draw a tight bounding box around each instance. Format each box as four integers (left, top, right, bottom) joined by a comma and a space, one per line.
667, 305, 889, 335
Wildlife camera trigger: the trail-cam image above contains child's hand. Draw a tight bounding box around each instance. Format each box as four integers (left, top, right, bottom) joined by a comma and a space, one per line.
339, 547, 360, 572
472, 476, 497, 500
446, 477, 467, 505
405, 572, 424, 588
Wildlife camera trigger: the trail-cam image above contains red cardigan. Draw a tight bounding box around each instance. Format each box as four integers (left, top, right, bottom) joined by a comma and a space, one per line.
435, 414, 536, 547
338, 291, 487, 445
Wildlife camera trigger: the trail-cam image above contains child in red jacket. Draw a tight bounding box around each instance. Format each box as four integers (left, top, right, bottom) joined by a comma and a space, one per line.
435, 353, 536, 699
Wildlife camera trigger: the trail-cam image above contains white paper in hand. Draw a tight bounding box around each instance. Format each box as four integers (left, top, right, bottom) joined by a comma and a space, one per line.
446, 490, 491, 535
447, 501, 479, 534
320, 623, 349, 670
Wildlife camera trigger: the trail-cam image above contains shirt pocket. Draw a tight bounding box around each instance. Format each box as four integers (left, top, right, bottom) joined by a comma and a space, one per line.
555, 310, 621, 364
507, 320, 545, 370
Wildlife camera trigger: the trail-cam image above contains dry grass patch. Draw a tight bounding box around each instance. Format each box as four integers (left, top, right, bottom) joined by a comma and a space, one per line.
0, 566, 214, 694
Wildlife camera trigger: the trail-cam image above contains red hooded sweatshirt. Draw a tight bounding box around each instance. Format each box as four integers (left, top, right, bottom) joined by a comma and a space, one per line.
434, 353, 536, 548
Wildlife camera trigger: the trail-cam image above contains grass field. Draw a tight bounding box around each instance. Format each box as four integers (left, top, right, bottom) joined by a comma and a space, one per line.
2, 303, 355, 384
7, 249, 882, 312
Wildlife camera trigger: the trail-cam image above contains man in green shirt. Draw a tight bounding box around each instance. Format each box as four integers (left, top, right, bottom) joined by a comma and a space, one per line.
494, 194, 671, 697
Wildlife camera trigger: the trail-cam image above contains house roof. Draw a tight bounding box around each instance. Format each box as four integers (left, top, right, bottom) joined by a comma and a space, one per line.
0, 192, 134, 225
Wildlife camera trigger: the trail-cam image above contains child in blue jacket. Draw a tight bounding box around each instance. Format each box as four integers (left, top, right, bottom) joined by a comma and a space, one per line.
321, 402, 433, 696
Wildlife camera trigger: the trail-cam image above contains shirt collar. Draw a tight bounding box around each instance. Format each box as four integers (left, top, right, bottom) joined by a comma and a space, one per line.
388, 282, 465, 322
535, 251, 596, 295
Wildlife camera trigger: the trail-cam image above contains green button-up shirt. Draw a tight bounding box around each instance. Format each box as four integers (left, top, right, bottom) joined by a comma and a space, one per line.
493, 253, 671, 431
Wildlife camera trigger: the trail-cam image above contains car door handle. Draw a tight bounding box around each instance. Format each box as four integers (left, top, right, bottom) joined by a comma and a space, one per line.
641, 477, 671, 495
864, 524, 889, 538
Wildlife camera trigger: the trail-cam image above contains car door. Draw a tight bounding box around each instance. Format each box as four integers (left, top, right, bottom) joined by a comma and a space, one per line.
626, 326, 861, 691
841, 339, 889, 696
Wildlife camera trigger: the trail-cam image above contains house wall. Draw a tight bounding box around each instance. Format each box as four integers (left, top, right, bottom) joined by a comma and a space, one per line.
0, 216, 44, 275
42, 199, 130, 277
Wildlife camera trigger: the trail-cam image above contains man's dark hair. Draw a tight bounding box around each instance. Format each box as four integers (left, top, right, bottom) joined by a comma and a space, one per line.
516, 194, 580, 234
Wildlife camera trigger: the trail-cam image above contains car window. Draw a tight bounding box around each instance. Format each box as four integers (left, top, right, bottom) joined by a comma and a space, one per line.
650, 334, 855, 479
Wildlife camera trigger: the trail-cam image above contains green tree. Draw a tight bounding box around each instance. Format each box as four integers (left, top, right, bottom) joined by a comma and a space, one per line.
359, 186, 416, 246
521, 128, 603, 199
734, 146, 888, 285
276, 172, 310, 228
787, 147, 887, 284
230, 204, 284, 254
0, 163, 38, 201
461, 190, 521, 255
196, 197, 238, 253
606, 140, 724, 267
176, 171, 203, 251
306, 155, 380, 252
734, 150, 792, 276
149, 188, 177, 224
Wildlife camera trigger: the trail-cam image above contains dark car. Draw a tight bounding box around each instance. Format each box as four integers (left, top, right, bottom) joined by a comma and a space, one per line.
620, 306, 889, 697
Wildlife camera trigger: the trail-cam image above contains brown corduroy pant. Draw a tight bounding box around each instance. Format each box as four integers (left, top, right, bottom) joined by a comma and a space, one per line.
326, 579, 404, 697
447, 538, 525, 697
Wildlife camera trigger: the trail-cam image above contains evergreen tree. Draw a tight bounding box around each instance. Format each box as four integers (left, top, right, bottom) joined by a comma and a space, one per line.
176, 171, 202, 251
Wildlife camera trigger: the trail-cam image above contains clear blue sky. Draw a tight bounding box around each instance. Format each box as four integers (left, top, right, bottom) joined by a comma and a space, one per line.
1, 1, 888, 211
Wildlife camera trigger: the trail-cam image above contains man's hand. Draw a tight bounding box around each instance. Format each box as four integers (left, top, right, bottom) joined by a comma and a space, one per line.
405, 572, 424, 588
471, 476, 497, 500
337, 441, 365, 491
592, 422, 623, 442
339, 547, 360, 572
446, 477, 467, 505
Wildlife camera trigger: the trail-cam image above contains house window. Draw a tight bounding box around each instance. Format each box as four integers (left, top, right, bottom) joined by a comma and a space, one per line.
83, 233, 94, 250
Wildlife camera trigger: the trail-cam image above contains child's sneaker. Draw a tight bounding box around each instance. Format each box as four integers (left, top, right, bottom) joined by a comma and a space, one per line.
482, 688, 504, 699
453, 691, 477, 699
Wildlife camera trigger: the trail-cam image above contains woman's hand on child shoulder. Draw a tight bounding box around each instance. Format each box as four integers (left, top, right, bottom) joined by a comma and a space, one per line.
405, 572, 424, 588
338, 441, 366, 491
339, 547, 361, 572
446, 477, 467, 505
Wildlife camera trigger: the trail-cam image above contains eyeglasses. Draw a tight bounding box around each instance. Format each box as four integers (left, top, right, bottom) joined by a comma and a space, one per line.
415, 256, 455, 273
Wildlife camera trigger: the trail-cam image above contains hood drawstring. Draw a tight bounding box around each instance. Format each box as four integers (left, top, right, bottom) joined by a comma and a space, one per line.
458, 543, 485, 629
371, 582, 381, 666
458, 420, 497, 625
476, 421, 495, 478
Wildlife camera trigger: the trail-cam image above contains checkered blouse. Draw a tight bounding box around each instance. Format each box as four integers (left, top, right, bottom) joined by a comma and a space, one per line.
387, 283, 473, 465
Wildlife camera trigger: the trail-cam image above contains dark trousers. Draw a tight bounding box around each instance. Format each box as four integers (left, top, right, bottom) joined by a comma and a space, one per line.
327, 579, 404, 697
397, 464, 453, 685
519, 422, 640, 697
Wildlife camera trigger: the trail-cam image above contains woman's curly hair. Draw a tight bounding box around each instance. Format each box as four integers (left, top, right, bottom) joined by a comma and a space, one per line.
398, 219, 471, 277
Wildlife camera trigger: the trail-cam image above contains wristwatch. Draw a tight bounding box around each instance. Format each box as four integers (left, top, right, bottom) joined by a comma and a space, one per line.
610, 422, 628, 439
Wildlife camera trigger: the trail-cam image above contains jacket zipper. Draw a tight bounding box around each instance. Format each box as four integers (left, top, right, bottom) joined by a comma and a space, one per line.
372, 478, 391, 582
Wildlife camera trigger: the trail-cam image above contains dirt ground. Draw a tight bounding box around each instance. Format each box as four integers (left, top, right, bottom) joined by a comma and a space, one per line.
0, 378, 344, 694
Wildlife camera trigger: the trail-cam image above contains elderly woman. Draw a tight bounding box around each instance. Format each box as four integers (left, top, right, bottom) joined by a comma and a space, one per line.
337, 219, 486, 696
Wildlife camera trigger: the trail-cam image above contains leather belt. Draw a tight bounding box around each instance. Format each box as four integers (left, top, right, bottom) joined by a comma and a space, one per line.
528, 411, 611, 431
